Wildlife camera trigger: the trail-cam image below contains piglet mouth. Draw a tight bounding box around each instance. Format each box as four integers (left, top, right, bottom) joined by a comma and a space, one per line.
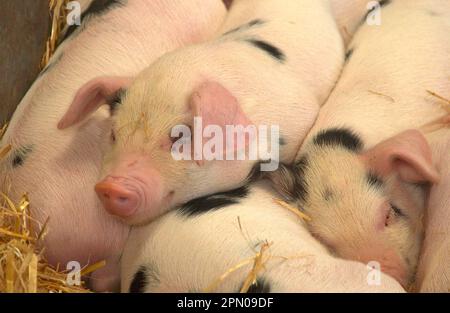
95, 177, 143, 218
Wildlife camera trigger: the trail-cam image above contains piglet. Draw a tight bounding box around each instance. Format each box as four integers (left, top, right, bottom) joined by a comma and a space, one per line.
58, 0, 344, 225
121, 181, 405, 293
0, 0, 227, 291
265, 0, 449, 289
416, 114, 450, 292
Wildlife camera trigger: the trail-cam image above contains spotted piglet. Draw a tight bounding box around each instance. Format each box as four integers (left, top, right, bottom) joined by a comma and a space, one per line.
264, 0, 450, 289
121, 181, 404, 292
0, 0, 227, 291
58, 0, 344, 225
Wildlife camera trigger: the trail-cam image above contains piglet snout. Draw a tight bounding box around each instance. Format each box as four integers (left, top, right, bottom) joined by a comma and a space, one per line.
353, 248, 409, 288
95, 178, 140, 217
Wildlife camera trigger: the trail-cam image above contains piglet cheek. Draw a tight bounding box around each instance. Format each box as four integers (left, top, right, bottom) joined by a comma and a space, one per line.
136, 170, 164, 214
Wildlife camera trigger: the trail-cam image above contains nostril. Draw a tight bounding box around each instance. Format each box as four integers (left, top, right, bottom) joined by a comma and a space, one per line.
95, 180, 139, 217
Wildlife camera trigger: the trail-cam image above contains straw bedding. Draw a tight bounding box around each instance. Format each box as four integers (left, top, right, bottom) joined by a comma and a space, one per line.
1, 0, 448, 294
0, 0, 92, 293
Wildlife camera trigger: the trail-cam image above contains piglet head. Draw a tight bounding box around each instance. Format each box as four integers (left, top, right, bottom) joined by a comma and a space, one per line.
58, 70, 254, 225
267, 129, 439, 287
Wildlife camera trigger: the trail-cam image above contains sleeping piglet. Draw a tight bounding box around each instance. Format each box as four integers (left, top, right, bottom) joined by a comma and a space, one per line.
121, 181, 405, 293
0, 0, 227, 291
265, 0, 449, 289
416, 115, 450, 292
58, 0, 344, 225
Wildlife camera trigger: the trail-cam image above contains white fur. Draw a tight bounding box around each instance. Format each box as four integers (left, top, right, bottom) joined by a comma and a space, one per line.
102, 0, 344, 225
121, 181, 404, 292
0, 0, 227, 291
417, 129, 450, 292
294, 0, 450, 290
308, 0, 449, 144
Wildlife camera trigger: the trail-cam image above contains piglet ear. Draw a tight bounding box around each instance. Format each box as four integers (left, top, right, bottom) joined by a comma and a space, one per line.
189, 81, 253, 161
361, 130, 440, 184
58, 76, 133, 129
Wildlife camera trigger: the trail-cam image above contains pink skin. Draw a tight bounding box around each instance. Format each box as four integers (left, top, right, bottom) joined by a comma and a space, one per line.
95, 155, 164, 219
275, 130, 439, 288
0, 0, 227, 292
360, 130, 440, 185
372, 202, 409, 285
416, 124, 450, 292
359, 130, 438, 286
59, 79, 254, 221
359, 247, 408, 286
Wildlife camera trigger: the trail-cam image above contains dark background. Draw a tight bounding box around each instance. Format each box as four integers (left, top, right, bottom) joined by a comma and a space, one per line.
0, 0, 49, 125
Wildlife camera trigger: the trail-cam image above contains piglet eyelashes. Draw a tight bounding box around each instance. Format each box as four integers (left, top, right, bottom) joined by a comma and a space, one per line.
385, 203, 405, 227
111, 129, 117, 143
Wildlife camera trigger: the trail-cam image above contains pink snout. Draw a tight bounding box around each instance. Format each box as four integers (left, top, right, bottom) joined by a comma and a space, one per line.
356, 248, 408, 287
95, 179, 140, 218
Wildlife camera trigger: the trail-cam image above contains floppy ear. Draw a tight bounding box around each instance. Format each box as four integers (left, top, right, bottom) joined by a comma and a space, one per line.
360, 130, 440, 184
189, 81, 253, 163
58, 76, 133, 129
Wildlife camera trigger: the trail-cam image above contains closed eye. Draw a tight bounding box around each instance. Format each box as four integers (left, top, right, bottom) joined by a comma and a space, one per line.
110, 129, 116, 143
390, 203, 406, 217
385, 203, 406, 227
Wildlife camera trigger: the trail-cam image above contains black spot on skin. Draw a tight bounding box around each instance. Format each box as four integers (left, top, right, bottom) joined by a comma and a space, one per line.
245, 278, 271, 293
107, 88, 127, 115
129, 264, 160, 293
313, 128, 363, 152
178, 186, 249, 217
129, 266, 147, 293
279, 137, 286, 146
223, 19, 266, 36
245, 39, 286, 63
12, 145, 33, 168
345, 48, 353, 62
62, 0, 124, 42
363, 0, 392, 23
